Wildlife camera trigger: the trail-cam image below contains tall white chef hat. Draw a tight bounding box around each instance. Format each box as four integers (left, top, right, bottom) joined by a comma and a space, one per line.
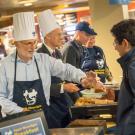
13, 12, 36, 41
38, 9, 60, 37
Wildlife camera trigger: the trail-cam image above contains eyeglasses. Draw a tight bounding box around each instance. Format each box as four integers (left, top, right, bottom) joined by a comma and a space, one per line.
20, 40, 37, 46
113, 40, 119, 46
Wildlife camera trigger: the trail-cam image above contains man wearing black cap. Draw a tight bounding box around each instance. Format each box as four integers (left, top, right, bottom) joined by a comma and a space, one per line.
62, 21, 96, 102
62, 21, 96, 69
62, 21, 112, 83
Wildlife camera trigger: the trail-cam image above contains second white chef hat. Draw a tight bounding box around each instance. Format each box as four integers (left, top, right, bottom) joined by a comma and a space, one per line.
38, 9, 60, 37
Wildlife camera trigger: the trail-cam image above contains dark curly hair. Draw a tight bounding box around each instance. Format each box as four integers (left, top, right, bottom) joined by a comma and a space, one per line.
111, 19, 135, 47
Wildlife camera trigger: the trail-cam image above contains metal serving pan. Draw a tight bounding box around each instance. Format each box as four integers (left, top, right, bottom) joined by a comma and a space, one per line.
70, 103, 117, 122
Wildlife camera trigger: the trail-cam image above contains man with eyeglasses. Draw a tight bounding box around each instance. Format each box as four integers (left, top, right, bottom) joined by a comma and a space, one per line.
0, 12, 105, 128
109, 19, 135, 135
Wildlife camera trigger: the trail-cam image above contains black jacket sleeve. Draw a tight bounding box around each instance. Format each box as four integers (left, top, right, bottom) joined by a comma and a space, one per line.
62, 44, 81, 68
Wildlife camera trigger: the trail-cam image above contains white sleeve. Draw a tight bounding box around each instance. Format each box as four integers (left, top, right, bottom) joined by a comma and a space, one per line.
0, 63, 23, 115
48, 56, 86, 83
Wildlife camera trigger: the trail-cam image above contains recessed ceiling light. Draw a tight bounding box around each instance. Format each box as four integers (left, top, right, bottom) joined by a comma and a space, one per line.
64, 4, 69, 8
18, 0, 37, 4
24, 3, 32, 6
18, 0, 28, 4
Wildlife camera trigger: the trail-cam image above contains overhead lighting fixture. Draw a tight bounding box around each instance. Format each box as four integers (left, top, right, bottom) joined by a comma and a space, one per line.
18, 0, 27, 4
18, 0, 37, 4
64, 4, 69, 8
24, 3, 32, 6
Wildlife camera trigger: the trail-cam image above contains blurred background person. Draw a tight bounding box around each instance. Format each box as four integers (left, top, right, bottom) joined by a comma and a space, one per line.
62, 21, 92, 102
62, 21, 90, 69
0, 38, 7, 60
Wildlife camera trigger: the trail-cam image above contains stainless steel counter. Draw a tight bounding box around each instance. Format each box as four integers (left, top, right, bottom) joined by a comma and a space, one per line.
50, 127, 104, 135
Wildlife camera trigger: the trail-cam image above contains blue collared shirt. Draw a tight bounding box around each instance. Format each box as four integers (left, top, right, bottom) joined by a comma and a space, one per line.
0, 51, 86, 115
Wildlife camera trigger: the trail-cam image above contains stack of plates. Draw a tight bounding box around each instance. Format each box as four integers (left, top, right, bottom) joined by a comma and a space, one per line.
81, 89, 106, 98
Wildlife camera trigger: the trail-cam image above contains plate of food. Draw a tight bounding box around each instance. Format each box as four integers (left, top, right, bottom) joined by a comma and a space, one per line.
81, 88, 106, 98
75, 97, 115, 107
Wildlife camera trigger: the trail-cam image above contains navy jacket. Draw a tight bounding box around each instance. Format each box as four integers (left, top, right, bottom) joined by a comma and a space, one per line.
117, 47, 135, 134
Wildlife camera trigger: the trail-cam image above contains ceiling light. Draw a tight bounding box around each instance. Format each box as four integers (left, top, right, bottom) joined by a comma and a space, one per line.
18, 0, 27, 4
24, 3, 32, 6
18, 0, 37, 4
64, 4, 69, 8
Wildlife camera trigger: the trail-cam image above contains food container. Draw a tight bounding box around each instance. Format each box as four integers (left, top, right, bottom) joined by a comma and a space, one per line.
50, 127, 104, 135
81, 89, 106, 99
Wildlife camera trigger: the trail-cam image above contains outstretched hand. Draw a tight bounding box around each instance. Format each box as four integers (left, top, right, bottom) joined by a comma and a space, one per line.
63, 83, 80, 93
81, 70, 105, 92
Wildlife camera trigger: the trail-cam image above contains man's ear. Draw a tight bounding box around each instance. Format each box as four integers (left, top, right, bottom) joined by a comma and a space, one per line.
123, 39, 129, 47
123, 38, 132, 50
44, 35, 51, 42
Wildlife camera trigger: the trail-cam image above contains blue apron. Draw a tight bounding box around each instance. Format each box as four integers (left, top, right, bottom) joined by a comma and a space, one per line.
81, 47, 106, 83
12, 51, 61, 128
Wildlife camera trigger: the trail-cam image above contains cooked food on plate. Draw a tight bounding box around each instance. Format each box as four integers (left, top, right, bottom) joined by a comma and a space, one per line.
75, 97, 114, 106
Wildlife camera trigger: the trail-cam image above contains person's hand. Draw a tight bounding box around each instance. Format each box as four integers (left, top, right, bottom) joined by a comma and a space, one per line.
80, 77, 92, 88
94, 80, 106, 92
86, 70, 105, 92
105, 88, 115, 100
86, 70, 97, 79
80, 72, 105, 92
105, 68, 113, 82
63, 83, 80, 93
81, 78, 105, 91
82, 70, 98, 88
22, 107, 30, 112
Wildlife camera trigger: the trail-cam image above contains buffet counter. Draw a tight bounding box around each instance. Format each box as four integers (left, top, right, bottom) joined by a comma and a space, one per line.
50, 127, 104, 135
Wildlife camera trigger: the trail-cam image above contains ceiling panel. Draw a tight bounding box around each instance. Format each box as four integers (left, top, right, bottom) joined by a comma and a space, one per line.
0, 0, 88, 16
0, 0, 89, 28
0, 0, 88, 11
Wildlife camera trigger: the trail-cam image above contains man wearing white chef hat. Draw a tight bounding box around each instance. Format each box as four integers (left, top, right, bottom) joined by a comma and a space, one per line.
38, 9, 60, 37
0, 11, 105, 128
37, 9, 80, 128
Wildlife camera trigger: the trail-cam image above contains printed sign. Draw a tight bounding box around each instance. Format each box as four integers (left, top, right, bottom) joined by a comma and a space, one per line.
0, 117, 46, 135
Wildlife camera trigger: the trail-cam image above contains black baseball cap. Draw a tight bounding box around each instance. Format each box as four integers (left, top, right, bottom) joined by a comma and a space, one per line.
76, 21, 97, 35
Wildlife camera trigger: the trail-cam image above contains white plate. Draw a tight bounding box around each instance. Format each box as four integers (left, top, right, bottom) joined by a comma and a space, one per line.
81, 89, 106, 98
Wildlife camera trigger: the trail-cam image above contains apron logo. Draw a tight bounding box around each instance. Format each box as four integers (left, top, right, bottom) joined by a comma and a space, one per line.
96, 59, 104, 69
23, 89, 38, 105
